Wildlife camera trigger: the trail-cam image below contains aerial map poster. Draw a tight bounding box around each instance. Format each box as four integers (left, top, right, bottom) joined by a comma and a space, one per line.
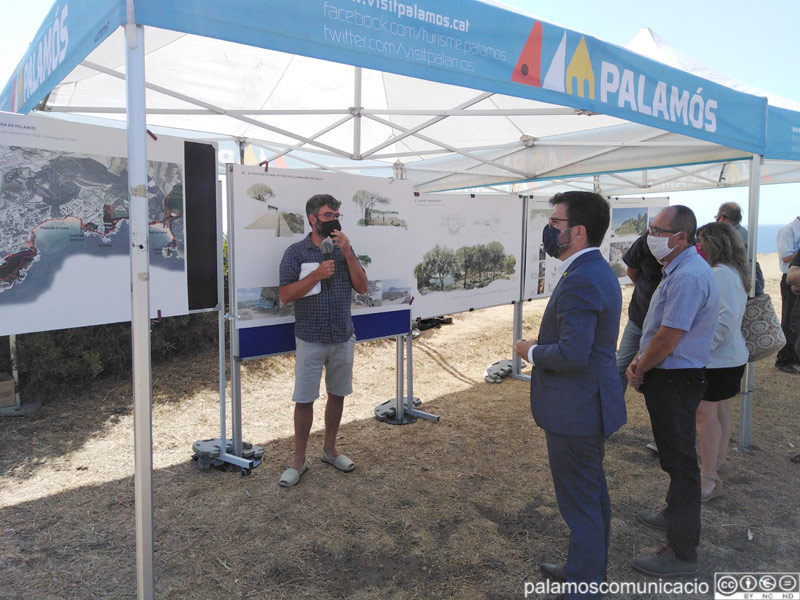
0, 112, 218, 336
229, 166, 416, 331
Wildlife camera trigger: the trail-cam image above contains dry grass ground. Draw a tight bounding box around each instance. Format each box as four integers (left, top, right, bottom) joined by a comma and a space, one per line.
1, 253, 799, 599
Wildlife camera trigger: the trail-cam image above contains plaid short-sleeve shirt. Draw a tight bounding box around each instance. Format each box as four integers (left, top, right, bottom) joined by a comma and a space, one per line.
279, 234, 358, 343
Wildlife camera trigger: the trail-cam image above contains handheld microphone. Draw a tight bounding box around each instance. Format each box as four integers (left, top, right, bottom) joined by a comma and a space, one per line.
321, 237, 334, 288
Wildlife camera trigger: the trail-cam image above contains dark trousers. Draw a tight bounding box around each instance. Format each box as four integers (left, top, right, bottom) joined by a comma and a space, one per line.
642, 368, 706, 563
545, 430, 610, 600
777, 273, 800, 366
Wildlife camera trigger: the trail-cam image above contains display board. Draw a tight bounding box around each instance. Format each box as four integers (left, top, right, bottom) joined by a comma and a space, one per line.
522, 195, 668, 298
230, 171, 526, 328
228, 165, 417, 331
229, 165, 666, 355
0, 112, 218, 335
409, 194, 523, 320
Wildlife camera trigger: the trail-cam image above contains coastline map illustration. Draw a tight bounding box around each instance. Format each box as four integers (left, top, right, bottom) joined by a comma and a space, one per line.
0, 145, 184, 304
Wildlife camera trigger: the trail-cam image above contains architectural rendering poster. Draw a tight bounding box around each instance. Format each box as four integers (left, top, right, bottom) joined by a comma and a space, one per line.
408, 194, 523, 320
0, 112, 215, 336
229, 166, 416, 330
523, 196, 562, 299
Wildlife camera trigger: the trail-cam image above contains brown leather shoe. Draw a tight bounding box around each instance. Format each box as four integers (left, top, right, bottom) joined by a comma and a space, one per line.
631, 545, 698, 577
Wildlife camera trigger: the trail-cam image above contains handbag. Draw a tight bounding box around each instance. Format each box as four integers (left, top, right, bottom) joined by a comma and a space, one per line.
740, 293, 786, 362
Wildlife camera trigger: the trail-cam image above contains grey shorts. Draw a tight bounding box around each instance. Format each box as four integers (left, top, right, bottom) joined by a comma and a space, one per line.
292, 335, 355, 403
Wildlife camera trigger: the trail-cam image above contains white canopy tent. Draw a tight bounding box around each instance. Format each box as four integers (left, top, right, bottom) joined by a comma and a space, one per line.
25, 25, 798, 194
4, 1, 800, 597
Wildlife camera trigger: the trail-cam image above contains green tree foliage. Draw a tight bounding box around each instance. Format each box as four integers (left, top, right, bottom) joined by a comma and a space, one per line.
357, 254, 372, 269
427, 245, 457, 290
616, 212, 647, 235
414, 242, 515, 294
456, 246, 475, 289
1, 311, 218, 400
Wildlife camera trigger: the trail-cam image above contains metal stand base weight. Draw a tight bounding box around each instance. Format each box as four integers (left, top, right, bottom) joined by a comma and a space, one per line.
375, 334, 439, 426
375, 397, 421, 424
192, 438, 264, 476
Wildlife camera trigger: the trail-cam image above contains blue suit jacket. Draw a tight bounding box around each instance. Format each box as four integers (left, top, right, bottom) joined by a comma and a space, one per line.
530, 250, 626, 438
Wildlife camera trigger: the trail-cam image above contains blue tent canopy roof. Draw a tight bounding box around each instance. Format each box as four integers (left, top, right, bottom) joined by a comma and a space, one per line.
2, 0, 799, 178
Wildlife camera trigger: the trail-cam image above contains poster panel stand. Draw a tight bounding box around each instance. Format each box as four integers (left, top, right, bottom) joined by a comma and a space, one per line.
512, 196, 531, 382
375, 333, 440, 425
192, 174, 263, 475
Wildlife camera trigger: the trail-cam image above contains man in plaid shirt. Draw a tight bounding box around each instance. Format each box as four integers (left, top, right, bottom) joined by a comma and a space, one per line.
277, 194, 368, 487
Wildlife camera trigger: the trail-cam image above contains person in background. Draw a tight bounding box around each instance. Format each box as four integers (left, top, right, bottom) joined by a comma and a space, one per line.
616, 234, 663, 392
514, 191, 625, 599
694, 223, 750, 502
715, 202, 764, 295
786, 253, 800, 464
775, 216, 800, 374
786, 252, 800, 353
277, 194, 368, 487
626, 206, 719, 577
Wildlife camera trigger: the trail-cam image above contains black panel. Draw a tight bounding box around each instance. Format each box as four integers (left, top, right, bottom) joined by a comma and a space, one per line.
184, 141, 218, 310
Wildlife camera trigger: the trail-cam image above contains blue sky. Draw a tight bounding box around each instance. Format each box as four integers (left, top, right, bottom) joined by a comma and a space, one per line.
2, 0, 798, 225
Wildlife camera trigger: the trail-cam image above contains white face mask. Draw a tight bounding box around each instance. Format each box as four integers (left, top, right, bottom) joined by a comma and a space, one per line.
647, 233, 675, 263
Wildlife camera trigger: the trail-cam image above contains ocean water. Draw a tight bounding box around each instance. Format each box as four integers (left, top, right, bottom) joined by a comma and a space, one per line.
756, 224, 784, 254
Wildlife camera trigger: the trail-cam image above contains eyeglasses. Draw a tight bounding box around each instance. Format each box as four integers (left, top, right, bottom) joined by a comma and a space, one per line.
548, 216, 569, 228
648, 225, 678, 237
715, 214, 732, 222
315, 211, 342, 221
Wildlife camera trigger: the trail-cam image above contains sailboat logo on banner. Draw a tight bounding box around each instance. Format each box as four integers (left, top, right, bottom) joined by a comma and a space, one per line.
511, 22, 595, 100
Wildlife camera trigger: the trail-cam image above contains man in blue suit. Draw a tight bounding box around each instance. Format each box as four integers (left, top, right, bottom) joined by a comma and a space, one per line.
515, 191, 626, 599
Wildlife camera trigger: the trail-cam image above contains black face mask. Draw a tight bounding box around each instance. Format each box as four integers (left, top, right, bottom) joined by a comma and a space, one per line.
316, 218, 341, 238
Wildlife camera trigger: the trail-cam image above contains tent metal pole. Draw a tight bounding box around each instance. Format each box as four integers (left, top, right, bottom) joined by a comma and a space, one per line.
738, 154, 762, 452
405, 327, 438, 422
217, 180, 227, 451
124, 15, 155, 600
512, 195, 529, 379
405, 332, 414, 410
395, 335, 404, 420
353, 67, 362, 159
226, 167, 243, 457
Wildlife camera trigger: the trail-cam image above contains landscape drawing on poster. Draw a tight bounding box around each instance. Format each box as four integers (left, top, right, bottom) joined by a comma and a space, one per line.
230, 166, 416, 330
0, 113, 194, 336
409, 194, 522, 319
